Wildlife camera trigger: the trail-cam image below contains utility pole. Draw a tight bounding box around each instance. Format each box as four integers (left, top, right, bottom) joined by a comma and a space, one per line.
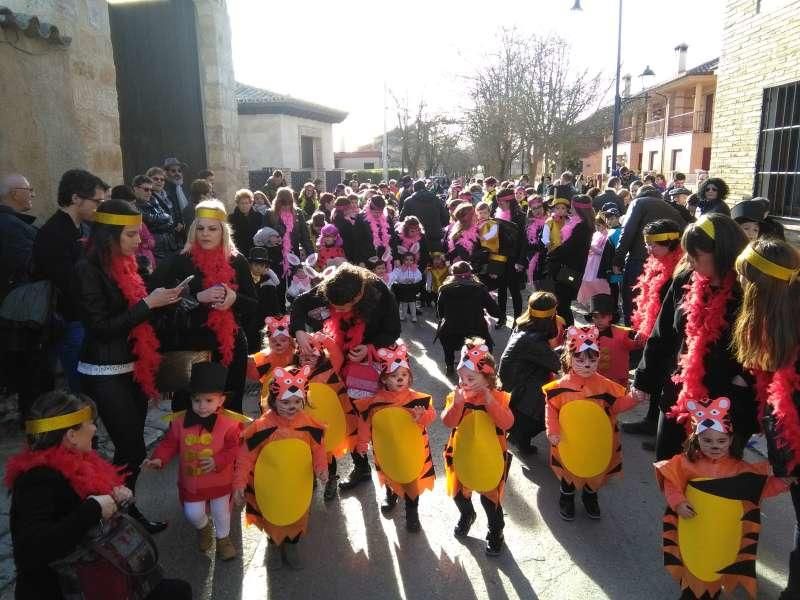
383, 82, 389, 182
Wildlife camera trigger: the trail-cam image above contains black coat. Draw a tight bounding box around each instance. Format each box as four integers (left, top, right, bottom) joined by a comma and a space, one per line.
592, 189, 625, 214
33, 210, 87, 321
614, 192, 688, 267
333, 213, 373, 265
10, 466, 103, 600
73, 257, 153, 366
436, 278, 501, 347
498, 329, 560, 419
149, 252, 257, 352
0, 205, 36, 299
263, 208, 314, 258
634, 269, 756, 438
545, 220, 592, 279
228, 208, 263, 258
290, 276, 401, 348
399, 190, 449, 252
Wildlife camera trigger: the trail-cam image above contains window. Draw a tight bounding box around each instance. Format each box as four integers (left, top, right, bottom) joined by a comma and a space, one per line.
670, 149, 682, 171
300, 136, 315, 169
648, 151, 658, 170
753, 81, 800, 217
363, 162, 375, 169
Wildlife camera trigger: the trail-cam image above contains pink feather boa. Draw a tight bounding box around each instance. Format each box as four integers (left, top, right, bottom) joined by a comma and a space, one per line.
558, 214, 582, 245
668, 270, 736, 425
364, 209, 390, 252
494, 207, 512, 221
755, 362, 800, 473
280, 209, 295, 273
631, 248, 683, 339
448, 223, 479, 254
526, 218, 546, 282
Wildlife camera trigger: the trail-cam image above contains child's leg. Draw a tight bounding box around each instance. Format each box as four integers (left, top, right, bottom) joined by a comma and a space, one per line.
398, 301, 406, 320
281, 534, 304, 570
404, 495, 420, 532
581, 485, 601, 519
381, 486, 398, 515
480, 494, 505, 555
559, 479, 576, 521
183, 500, 209, 530
453, 491, 476, 537
324, 456, 338, 501
209, 495, 232, 538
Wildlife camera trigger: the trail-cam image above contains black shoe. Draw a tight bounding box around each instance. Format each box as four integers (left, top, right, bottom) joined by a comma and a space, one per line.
405, 506, 421, 533
338, 463, 371, 491
485, 531, 505, 556
621, 419, 657, 436
641, 440, 656, 452
323, 476, 339, 502
582, 490, 601, 519
559, 492, 575, 521
454, 510, 477, 538
510, 436, 537, 456
380, 488, 398, 516
495, 320, 504, 330
779, 591, 800, 600
128, 504, 168, 535
445, 365, 455, 378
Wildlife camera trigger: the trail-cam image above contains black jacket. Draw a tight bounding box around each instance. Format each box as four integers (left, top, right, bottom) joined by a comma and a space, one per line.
634, 270, 756, 437
697, 198, 731, 217
498, 329, 560, 419
334, 213, 372, 265
263, 208, 314, 258
436, 278, 501, 348
10, 465, 103, 600
399, 190, 449, 252
33, 210, 87, 321
136, 197, 178, 259
290, 277, 400, 348
228, 208, 263, 258
149, 252, 257, 352
0, 205, 37, 298
545, 220, 592, 278
592, 189, 625, 214
73, 258, 153, 366
614, 191, 688, 268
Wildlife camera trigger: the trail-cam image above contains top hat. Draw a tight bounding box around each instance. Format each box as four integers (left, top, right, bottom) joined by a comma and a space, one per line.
190, 362, 228, 394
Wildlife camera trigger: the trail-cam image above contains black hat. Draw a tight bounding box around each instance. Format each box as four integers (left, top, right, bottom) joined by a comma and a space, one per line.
601, 203, 620, 216
190, 362, 228, 394
731, 198, 770, 223
589, 293, 615, 315
248, 246, 269, 263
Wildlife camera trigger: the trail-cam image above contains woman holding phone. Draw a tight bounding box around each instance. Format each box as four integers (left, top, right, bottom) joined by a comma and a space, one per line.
151, 199, 257, 413
74, 200, 183, 533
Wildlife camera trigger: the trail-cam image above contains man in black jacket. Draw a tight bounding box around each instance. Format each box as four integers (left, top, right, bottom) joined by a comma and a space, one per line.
34, 169, 108, 392
400, 180, 449, 252
613, 185, 688, 325
162, 157, 187, 244
592, 176, 625, 213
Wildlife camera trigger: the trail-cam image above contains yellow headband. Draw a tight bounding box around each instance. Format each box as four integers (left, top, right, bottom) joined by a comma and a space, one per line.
696, 216, 715, 240
741, 245, 800, 282
529, 307, 557, 318
552, 198, 571, 208
195, 207, 227, 221
93, 212, 142, 227
25, 405, 93, 435
644, 232, 680, 243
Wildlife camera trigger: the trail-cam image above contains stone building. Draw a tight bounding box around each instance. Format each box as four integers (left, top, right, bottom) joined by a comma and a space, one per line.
0, 0, 242, 218
710, 0, 800, 217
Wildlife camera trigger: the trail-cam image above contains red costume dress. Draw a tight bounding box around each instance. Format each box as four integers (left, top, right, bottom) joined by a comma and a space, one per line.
544, 372, 635, 491
316, 244, 345, 271
597, 324, 640, 385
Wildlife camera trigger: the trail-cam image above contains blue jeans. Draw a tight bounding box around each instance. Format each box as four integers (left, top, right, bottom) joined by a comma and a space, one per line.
53, 321, 84, 392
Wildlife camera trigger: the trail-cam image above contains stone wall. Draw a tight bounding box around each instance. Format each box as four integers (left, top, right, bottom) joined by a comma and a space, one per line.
195, 0, 243, 205
710, 0, 800, 201
0, 0, 123, 218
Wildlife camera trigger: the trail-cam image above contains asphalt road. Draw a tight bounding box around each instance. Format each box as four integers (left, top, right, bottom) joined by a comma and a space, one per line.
135, 311, 795, 600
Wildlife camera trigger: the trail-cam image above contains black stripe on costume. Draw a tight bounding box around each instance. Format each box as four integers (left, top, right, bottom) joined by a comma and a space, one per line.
663, 538, 677, 547
247, 427, 278, 450
543, 387, 576, 399
297, 425, 324, 444
740, 543, 759, 556
421, 465, 435, 479
404, 396, 432, 409
257, 362, 272, 377
463, 403, 487, 412
663, 552, 682, 566
587, 392, 618, 405
717, 559, 756, 577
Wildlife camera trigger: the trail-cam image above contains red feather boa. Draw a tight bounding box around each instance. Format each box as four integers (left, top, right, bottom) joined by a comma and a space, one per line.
755, 361, 800, 473
668, 270, 736, 423
191, 246, 239, 366
323, 310, 366, 354
631, 248, 683, 339
4, 446, 125, 498
109, 255, 162, 397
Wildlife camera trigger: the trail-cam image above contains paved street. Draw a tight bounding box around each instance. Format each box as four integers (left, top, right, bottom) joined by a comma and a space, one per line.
0, 310, 795, 600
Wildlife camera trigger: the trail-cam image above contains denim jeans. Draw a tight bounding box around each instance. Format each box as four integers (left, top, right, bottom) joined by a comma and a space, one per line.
53, 320, 84, 392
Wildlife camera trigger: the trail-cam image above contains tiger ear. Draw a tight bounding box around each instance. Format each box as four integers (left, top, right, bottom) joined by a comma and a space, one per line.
300, 365, 311, 378
717, 397, 730, 409
274, 367, 286, 379
686, 401, 697, 411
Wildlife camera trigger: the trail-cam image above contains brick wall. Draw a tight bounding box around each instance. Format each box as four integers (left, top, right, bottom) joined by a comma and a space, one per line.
710, 0, 800, 202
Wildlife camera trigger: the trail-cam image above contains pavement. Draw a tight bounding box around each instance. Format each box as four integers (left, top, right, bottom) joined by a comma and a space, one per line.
0, 308, 796, 600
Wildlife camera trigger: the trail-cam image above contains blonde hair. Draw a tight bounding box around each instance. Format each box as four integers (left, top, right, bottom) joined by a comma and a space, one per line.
183, 199, 238, 256
235, 188, 254, 202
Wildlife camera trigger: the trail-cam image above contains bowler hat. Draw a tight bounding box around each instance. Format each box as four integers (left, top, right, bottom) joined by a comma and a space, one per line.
731, 198, 770, 223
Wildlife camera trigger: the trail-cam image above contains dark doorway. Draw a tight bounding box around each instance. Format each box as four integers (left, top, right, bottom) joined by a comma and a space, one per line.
300, 136, 315, 169
109, 0, 207, 183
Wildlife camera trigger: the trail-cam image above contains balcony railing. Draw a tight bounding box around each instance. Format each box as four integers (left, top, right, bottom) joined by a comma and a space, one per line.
669, 111, 695, 135
644, 110, 713, 138
693, 110, 712, 133
645, 119, 664, 139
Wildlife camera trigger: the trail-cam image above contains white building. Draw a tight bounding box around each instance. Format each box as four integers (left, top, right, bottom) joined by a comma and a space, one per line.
334, 149, 383, 170
236, 82, 347, 172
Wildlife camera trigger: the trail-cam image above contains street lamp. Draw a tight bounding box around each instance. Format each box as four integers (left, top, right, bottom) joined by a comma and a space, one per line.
571, 0, 624, 176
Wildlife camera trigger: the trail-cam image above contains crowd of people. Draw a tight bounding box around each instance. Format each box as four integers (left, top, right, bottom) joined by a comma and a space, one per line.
0, 161, 799, 600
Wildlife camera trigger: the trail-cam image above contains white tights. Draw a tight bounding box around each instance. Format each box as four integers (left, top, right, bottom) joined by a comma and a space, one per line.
183, 495, 231, 538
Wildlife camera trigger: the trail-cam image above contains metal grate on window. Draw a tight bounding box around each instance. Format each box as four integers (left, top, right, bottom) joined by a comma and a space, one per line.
753, 81, 800, 217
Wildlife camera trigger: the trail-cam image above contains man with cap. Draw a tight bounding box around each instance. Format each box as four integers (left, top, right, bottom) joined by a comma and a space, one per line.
666, 187, 695, 223
162, 157, 188, 238
246, 246, 281, 352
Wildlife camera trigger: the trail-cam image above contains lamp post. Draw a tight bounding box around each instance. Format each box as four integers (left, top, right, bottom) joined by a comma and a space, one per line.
573, 0, 623, 176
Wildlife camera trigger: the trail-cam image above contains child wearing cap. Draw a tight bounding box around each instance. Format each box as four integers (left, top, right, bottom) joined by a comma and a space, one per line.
541, 197, 571, 251
543, 326, 638, 521
143, 362, 249, 560
654, 397, 789, 600
246, 246, 281, 353
588, 293, 640, 386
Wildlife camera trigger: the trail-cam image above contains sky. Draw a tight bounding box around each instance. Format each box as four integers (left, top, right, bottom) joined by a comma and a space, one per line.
228, 0, 723, 152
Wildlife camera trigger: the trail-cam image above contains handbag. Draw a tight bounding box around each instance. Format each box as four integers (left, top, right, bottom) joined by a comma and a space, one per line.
0, 280, 52, 326
49, 512, 163, 600
555, 264, 583, 289
342, 346, 380, 395
156, 350, 212, 393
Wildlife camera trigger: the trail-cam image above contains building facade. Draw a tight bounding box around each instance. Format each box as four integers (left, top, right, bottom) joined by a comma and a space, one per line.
710, 0, 800, 216
334, 150, 383, 170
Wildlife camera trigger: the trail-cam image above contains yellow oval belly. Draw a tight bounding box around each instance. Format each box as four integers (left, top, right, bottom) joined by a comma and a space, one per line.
306, 382, 346, 454
372, 406, 426, 484
557, 400, 613, 479
254, 438, 313, 526
678, 480, 743, 583
453, 410, 504, 492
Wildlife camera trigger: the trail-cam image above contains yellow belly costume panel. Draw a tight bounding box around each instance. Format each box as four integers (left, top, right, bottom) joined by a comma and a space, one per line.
557, 400, 613, 479
306, 382, 346, 453
372, 406, 426, 484
453, 410, 504, 492
254, 438, 313, 526
679, 480, 743, 583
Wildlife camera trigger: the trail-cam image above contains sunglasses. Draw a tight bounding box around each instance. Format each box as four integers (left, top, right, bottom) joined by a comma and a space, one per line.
706, 186, 718, 192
